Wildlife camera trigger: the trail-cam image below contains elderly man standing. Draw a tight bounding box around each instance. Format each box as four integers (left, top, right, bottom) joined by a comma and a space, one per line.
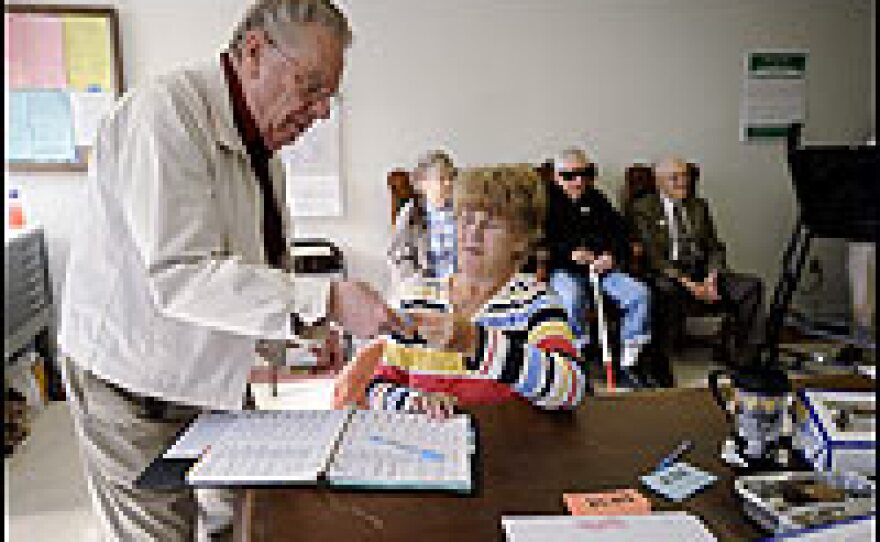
629, 157, 764, 375
58, 2, 405, 540
544, 148, 654, 389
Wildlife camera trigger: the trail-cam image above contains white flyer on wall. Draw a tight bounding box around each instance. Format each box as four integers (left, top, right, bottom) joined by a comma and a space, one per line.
282, 99, 343, 217
740, 49, 808, 142
70, 91, 116, 146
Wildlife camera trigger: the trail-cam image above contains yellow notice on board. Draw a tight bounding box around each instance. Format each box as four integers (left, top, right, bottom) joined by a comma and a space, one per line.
63, 16, 113, 92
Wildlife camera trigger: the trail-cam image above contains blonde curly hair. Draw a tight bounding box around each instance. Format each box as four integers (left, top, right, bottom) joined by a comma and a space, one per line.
454, 164, 546, 252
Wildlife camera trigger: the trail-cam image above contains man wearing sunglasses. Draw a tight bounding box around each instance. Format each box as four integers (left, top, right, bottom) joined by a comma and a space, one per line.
544, 148, 654, 390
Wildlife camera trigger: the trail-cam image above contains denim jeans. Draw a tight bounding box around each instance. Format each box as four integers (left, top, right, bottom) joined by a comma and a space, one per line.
549, 269, 651, 350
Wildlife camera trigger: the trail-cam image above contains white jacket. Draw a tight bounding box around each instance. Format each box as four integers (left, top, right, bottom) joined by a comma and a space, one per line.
59, 58, 328, 410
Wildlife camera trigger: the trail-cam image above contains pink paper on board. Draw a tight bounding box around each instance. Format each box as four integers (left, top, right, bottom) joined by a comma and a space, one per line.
6, 14, 67, 89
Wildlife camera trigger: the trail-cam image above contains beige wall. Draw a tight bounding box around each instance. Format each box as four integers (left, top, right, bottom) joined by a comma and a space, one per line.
6, 0, 874, 313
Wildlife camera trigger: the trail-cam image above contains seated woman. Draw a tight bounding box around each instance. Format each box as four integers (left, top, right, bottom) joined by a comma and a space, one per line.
335, 165, 588, 417
388, 150, 458, 288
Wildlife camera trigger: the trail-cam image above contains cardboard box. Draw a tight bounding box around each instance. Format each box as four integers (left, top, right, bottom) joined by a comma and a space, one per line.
794, 390, 875, 477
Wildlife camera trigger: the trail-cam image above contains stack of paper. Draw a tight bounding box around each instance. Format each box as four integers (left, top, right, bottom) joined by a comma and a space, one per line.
767, 515, 875, 540
325, 409, 475, 492
502, 512, 718, 541
182, 410, 349, 486
160, 408, 475, 492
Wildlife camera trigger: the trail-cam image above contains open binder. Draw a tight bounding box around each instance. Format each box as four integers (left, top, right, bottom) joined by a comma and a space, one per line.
160, 408, 476, 493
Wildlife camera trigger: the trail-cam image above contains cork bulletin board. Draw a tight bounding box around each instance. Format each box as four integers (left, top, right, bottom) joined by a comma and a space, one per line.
5, 5, 123, 172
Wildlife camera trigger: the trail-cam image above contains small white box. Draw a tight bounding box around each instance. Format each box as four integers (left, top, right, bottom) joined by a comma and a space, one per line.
794, 390, 875, 477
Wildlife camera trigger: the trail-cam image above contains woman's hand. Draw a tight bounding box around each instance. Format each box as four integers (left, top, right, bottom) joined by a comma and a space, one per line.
414, 312, 455, 349
449, 315, 478, 356
410, 392, 458, 419
333, 339, 385, 409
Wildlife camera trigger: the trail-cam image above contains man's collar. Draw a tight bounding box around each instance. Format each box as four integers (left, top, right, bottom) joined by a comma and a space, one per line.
660, 193, 687, 206
202, 53, 248, 155
221, 51, 269, 159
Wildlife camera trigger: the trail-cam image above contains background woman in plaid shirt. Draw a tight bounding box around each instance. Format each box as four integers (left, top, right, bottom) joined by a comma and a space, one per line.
388, 150, 459, 287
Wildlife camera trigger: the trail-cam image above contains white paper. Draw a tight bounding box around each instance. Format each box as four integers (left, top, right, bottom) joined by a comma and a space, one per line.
176, 410, 350, 485
286, 174, 343, 217
501, 513, 718, 542
69, 91, 115, 146
740, 49, 808, 142
292, 244, 335, 258
775, 516, 875, 541
324, 409, 474, 491
282, 100, 342, 217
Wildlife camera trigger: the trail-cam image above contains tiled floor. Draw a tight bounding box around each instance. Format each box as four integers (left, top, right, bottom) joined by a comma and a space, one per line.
5, 345, 862, 542
4, 374, 343, 542
5, 401, 99, 542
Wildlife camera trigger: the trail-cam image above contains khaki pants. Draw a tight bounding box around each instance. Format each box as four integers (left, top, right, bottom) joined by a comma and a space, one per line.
61, 356, 234, 542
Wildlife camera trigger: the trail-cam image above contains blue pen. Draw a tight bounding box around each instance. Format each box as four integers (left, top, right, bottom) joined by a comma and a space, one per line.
654, 440, 693, 472
368, 435, 445, 462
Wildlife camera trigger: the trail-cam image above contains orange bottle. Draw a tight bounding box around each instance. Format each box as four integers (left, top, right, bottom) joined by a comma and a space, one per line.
8, 188, 26, 229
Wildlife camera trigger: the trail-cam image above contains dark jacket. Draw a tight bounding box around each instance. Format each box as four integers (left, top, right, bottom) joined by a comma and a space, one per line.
543, 180, 630, 276
628, 192, 727, 281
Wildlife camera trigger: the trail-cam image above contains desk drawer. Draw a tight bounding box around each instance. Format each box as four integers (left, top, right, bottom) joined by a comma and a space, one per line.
5, 228, 51, 341
5, 293, 48, 334
6, 271, 45, 306
5, 231, 44, 262
6, 247, 44, 279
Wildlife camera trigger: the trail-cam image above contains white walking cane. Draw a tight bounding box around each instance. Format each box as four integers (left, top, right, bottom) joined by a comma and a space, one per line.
588, 264, 615, 392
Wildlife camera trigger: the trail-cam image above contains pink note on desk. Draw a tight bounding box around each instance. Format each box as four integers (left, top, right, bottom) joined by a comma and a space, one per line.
5, 14, 67, 89
564, 489, 652, 516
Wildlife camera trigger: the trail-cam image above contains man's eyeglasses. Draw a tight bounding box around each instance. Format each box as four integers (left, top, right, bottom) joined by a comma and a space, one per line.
268, 39, 337, 106
558, 165, 597, 182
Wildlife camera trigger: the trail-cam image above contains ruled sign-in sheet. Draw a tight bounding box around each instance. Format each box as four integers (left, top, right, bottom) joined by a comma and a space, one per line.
165, 410, 350, 485
324, 409, 475, 492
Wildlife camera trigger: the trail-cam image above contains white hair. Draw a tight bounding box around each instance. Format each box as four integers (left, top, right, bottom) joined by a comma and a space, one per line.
229, 0, 352, 56
554, 147, 591, 172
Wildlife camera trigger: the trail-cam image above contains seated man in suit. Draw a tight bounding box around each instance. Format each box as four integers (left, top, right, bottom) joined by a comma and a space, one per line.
544, 148, 654, 389
629, 157, 764, 370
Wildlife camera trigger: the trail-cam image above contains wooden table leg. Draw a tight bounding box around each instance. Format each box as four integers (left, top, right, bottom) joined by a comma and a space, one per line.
232, 489, 254, 542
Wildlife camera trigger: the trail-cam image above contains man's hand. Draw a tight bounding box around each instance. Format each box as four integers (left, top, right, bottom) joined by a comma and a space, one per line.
592, 252, 614, 274
680, 275, 720, 303
410, 392, 457, 419
704, 271, 721, 303
679, 276, 704, 299
571, 248, 595, 266
328, 281, 414, 339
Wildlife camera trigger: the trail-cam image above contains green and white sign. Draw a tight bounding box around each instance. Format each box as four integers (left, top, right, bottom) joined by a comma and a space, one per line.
740, 49, 808, 142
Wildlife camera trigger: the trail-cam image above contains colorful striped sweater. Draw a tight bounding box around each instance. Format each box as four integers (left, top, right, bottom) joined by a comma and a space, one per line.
366, 273, 587, 412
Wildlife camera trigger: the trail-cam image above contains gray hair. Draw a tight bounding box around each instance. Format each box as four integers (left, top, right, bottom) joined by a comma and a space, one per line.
412, 150, 456, 184
554, 147, 591, 172
229, 0, 352, 56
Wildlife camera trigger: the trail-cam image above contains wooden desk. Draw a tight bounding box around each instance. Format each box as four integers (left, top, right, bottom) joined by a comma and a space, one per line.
235, 374, 873, 542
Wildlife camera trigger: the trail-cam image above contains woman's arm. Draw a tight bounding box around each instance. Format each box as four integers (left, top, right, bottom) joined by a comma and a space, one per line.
333, 338, 386, 408
482, 307, 587, 410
